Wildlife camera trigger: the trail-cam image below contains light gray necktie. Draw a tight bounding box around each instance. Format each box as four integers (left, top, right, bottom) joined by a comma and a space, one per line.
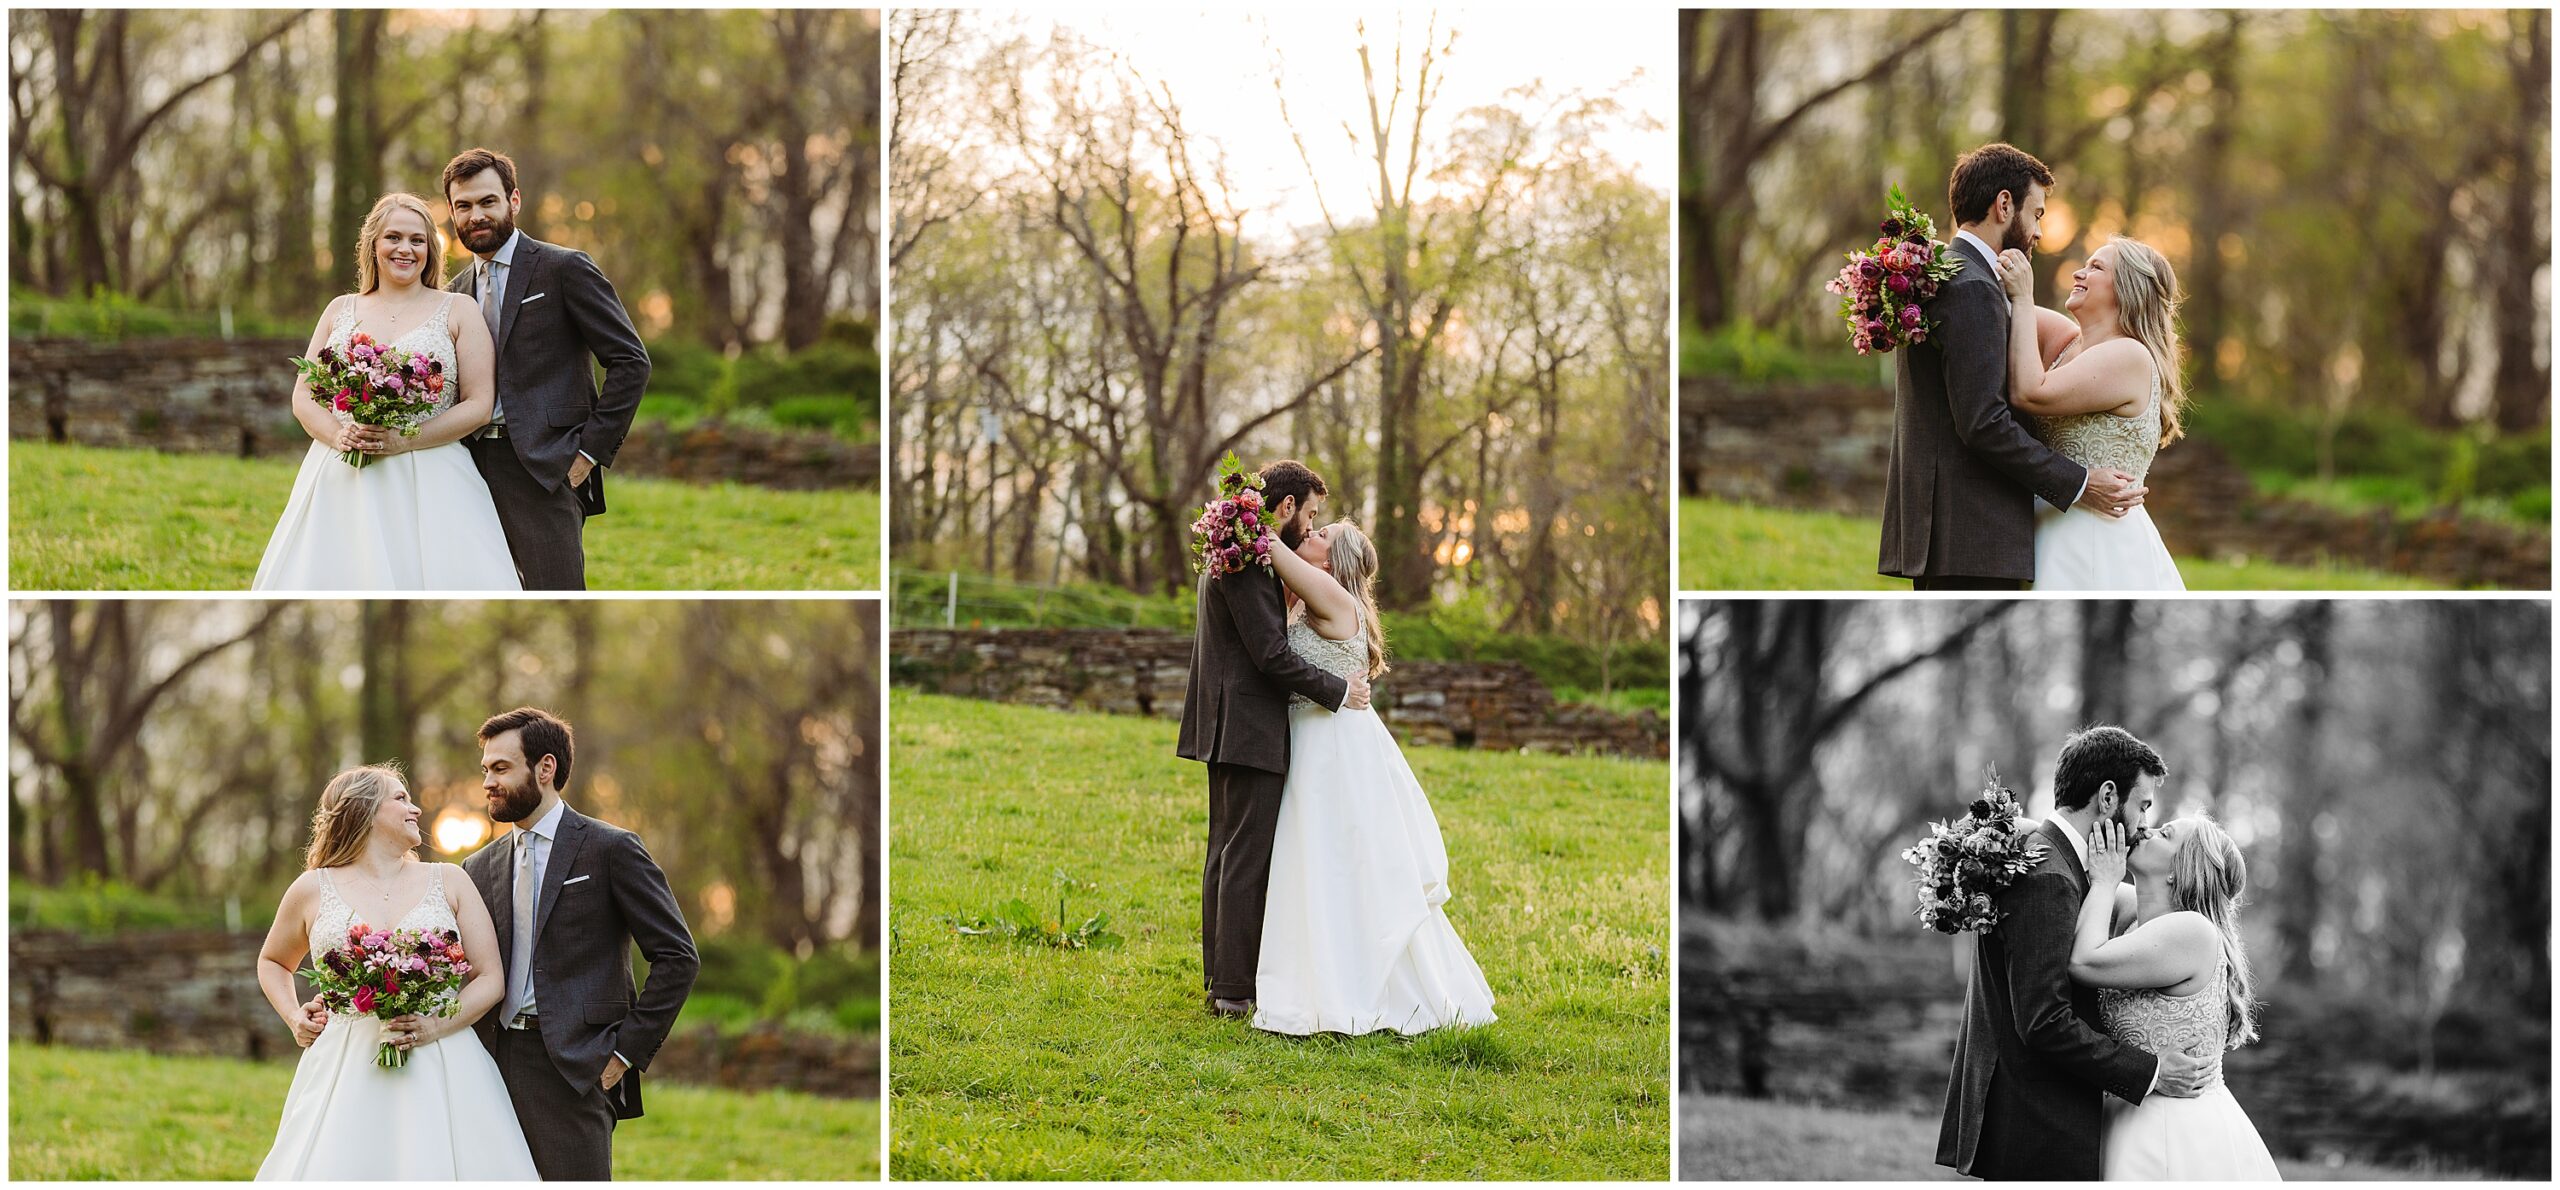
479, 259, 507, 424
507, 828, 537, 1021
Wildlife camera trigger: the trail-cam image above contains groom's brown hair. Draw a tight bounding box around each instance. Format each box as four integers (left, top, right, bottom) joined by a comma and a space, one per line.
480, 706, 573, 790
442, 147, 520, 202
1949, 143, 2054, 226
1257, 459, 1328, 516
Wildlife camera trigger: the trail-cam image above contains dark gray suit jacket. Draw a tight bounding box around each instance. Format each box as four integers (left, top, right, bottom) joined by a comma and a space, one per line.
448, 235, 650, 516
464, 805, 698, 1121
1879, 237, 2086, 582
1936, 819, 2159, 1180
1174, 566, 1350, 774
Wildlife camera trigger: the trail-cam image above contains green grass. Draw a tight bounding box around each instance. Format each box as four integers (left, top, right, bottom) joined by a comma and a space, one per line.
1677, 496, 2447, 591
887, 690, 1669, 1181
9, 1042, 878, 1180
10, 441, 878, 590
1678, 1093, 2484, 1181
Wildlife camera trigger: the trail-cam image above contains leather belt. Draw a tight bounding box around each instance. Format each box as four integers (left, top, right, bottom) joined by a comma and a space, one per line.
504, 1012, 539, 1031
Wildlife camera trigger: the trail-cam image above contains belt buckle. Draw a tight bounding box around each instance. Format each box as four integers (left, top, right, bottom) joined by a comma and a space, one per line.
508, 1012, 537, 1030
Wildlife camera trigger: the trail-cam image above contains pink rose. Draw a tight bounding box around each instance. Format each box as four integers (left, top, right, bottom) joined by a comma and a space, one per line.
352, 986, 376, 1014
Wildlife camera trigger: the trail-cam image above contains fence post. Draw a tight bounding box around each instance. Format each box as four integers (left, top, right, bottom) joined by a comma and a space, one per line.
946, 570, 958, 629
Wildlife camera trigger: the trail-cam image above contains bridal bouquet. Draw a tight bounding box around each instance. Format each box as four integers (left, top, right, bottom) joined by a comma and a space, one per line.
1900, 772, 2044, 935
1826, 185, 1967, 356
1189, 452, 1278, 579
307, 922, 473, 1068
288, 333, 445, 469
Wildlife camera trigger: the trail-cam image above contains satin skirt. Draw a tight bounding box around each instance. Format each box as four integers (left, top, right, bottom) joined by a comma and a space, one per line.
255, 1014, 540, 1181
2034, 503, 2186, 592
1252, 701, 1497, 1037
251, 440, 522, 591
2101, 1082, 2283, 1181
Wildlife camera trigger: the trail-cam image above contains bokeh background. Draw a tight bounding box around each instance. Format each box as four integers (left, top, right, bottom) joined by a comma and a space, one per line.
1678, 10, 2550, 590
8, 10, 882, 589
9, 599, 882, 1179
1677, 598, 2550, 1180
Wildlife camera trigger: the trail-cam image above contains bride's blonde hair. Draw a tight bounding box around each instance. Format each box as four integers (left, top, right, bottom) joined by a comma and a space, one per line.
305, 763, 409, 870
2107, 237, 2188, 447
1321, 521, 1389, 679
354, 193, 446, 295
2167, 814, 2258, 1048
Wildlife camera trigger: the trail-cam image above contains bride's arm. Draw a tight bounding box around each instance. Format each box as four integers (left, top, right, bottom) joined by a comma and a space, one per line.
288, 298, 377, 455
371, 297, 496, 456
1262, 531, 1359, 635
254, 873, 330, 1047
1995, 251, 2149, 418
394, 865, 508, 1049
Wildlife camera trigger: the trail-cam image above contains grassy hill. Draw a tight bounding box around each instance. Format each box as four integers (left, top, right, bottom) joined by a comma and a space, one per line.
1678, 497, 2445, 591
10, 1042, 878, 1180
10, 441, 878, 590
887, 691, 1669, 1180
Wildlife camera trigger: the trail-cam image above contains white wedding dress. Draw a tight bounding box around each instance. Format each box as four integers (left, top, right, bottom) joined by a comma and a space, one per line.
2098, 957, 2281, 1180
255, 866, 539, 1181
2031, 359, 2187, 591
1252, 606, 1497, 1037
250, 295, 522, 591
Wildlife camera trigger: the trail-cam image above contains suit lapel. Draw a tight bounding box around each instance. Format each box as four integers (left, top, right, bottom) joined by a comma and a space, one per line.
2038, 818, 2089, 892
469, 843, 513, 959
496, 237, 540, 356
532, 804, 587, 945
1951, 236, 2012, 316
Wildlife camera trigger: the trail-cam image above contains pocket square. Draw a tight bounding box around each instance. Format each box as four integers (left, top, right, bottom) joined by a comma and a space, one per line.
519, 292, 548, 305
562, 874, 592, 886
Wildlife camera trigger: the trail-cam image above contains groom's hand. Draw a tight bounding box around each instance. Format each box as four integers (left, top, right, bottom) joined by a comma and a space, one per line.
1343, 674, 1372, 711
2076, 468, 2147, 519
2154, 1043, 2217, 1098
600, 1054, 629, 1091
568, 455, 596, 488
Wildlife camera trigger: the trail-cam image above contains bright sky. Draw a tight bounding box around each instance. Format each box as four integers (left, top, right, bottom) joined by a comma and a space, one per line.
986, 5, 1671, 231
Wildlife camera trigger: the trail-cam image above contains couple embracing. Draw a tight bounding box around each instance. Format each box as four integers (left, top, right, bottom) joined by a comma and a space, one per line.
1939, 726, 2280, 1181
252, 148, 648, 592
1177, 460, 1497, 1037
1882, 143, 2188, 591
253, 708, 696, 1181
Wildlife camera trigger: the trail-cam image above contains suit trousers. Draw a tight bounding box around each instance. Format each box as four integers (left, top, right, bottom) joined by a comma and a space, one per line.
495, 1023, 618, 1181
1201, 761, 1287, 1001
469, 435, 587, 591
1912, 575, 2027, 591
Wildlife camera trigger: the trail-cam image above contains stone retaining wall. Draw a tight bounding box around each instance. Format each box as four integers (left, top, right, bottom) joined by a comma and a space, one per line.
8, 928, 877, 1098
1680, 376, 2550, 588
7, 337, 875, 489
893, 627, 1667, 760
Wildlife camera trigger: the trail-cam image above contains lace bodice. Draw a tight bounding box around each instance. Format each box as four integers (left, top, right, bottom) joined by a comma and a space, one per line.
1285, 604, 1369, 709
2100, 958, 2230, 1083
328, 293, 462, 418
307, 863, 457, 955
2032, 361, 2162, 481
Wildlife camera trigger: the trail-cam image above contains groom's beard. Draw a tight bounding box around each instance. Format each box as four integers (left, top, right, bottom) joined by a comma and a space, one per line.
458, 214, 516, 255
486, 775, 542, 823
2001, 220, 2036, 254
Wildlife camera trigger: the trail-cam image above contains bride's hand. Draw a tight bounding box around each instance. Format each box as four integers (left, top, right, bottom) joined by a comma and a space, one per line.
1996, 249, 2035, 302
383, 1012, 454, 1050
2086, 819, 2131, 888
290, 997, 330, 1048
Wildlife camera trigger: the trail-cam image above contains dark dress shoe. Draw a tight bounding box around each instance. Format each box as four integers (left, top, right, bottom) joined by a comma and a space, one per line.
1211, 997, 1253, 1017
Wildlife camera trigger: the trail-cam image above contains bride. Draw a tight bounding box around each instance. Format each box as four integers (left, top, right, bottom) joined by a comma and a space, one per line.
1995, 239, 2189, 591
2069, 815, 2280, 1180
252, 764, 538, 1180
251, 193, 521, 591
1248, 520, 1496, 1036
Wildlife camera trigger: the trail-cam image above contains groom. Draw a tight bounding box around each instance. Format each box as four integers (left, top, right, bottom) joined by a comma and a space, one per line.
442, 148, 651, 591
1936, 725, 2212, 1180
1176, 459, 1371, 1018
461, 707, 698, 1181
1878, 143, 2145, 590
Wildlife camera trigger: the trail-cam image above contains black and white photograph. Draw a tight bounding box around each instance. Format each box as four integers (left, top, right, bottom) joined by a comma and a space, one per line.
1677, 598, 2551, 1180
